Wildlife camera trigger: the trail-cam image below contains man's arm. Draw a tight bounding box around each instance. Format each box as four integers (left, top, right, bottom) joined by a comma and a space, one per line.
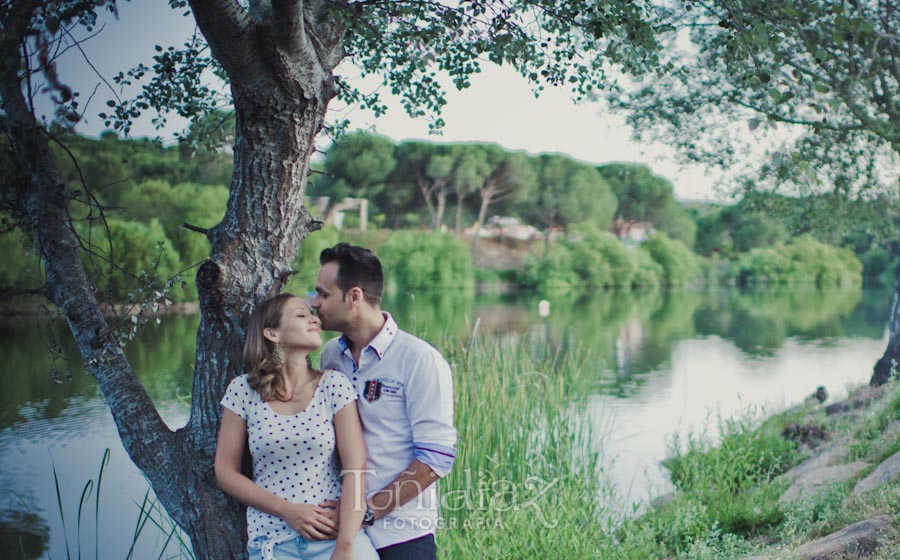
367, 459, 439, 520
368, 347, 458, 519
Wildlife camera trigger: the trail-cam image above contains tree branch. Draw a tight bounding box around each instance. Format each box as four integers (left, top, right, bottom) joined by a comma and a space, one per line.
272, 0, 303, 53
183, 222, 210, 235
0, 63, 178, 489
187, 0, 254, 79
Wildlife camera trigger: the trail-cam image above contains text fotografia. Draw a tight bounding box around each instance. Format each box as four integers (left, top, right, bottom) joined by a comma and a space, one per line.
341, 469, 561, 528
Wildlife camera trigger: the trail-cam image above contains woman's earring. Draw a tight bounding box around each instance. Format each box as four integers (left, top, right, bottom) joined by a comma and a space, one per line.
271, 344, 285, 369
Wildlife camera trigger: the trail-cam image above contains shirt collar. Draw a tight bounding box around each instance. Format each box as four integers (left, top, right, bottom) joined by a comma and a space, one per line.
338, 312, 399, 360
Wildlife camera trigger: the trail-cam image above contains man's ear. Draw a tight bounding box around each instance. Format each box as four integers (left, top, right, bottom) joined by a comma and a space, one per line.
348, 286, 364, 306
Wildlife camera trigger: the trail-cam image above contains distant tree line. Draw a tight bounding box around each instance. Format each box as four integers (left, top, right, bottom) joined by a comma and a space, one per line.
0, 129, 893, 301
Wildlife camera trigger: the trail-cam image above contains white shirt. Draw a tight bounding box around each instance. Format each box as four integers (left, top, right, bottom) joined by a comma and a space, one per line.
319, 313, 457, 549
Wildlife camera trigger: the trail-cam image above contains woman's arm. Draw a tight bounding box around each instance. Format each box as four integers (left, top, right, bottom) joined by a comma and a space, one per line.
331, 403, 368, 559
215, 408, 338, 540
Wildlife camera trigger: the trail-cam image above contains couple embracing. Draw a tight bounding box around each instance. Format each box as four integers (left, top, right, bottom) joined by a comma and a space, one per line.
215, 243, 458, 560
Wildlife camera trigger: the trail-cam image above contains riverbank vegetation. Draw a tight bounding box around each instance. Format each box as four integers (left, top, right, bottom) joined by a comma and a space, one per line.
446, 333, 900, 558
32, 320, 897, 559
2, 130, 890, 306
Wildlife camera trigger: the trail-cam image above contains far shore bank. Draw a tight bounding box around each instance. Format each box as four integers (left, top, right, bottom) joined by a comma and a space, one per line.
0, 300, 200, 320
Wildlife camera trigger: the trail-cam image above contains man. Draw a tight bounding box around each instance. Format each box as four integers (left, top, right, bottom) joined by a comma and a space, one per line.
311, 243, 457, 560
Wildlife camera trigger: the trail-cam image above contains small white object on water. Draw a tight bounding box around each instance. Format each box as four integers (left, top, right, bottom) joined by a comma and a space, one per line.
538, 299, 550, 318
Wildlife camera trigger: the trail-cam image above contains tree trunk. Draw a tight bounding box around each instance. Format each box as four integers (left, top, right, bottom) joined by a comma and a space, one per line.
0, 1, 346, 557
435, 189, 447, 230
418, 179, 437, 229
1, 45, 237, 558
470, 190, 493, 259
3, 62, 333, 560
455, 193, 466, 234
871, 246, 900, 385
183, 87, 328, 556
871, 177, 900, 386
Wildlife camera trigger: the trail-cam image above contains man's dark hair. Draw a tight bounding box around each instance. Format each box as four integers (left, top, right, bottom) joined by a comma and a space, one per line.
319, 243, 384, 306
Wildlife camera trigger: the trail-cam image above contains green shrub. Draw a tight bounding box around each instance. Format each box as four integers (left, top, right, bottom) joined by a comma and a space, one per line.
119, 180, 227, 265
285, 226, 341, 295
569, 223, 632, 288
732, 246, 794, 286
379, 231, 473, 290
664, 410, 798, 536
627, 244, 664, 290
641, 233, 702, 287
521, 225, 666, 293
473, 267, 520, 287
521, 244, 580, 292
100, 218, 183, 301
0, 226, 42, 288
731, 236, 863, 288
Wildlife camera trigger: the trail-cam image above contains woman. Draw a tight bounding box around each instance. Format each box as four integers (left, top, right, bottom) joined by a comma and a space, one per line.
215, 293, 377, 560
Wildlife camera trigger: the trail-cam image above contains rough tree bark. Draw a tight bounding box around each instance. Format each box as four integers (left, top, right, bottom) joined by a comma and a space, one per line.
871, 185, 900, 386
454, 191, 467, 234
872, 272, 900, 385
1, 1, 346, 557
435, 187, 447, 230
470, 184, 496, 259
416, 176, 438, 229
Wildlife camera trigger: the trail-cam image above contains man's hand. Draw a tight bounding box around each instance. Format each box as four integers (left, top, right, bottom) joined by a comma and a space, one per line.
282, 502, 338, 540
368, 460, 439, 520
319, 498, 341, 524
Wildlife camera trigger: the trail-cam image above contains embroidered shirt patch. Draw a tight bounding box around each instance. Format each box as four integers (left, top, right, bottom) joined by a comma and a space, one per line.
364, 380, 382, 402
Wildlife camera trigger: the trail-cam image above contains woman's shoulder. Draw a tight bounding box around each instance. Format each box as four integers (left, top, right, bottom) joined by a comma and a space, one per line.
321, 369, 356, 394
225, 373, 250, 389
224, 374, 262, 401
320, 369, 350, 386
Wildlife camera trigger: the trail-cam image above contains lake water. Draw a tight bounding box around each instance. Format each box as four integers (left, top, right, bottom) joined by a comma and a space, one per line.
0, 288, 889, 558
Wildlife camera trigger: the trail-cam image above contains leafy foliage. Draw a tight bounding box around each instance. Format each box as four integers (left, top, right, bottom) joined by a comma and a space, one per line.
522, 154, 618, 235
641, 233, 702, 288
662, 411, 798, 539
310, 132, 398, 221
616, 0, 900, 181
336, 1, 666, 132
98, 218, 183, 301
0, 224, 41, 290
521, 223, 666, 293
598, 163, 697, 247
731, 235, 863, 288
379, 231, 473, 290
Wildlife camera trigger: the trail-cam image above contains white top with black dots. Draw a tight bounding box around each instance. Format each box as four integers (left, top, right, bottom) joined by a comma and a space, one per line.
220, 370, 357, 544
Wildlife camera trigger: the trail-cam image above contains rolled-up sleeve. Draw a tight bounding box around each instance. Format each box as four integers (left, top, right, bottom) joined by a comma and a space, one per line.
405, 349, 458, 477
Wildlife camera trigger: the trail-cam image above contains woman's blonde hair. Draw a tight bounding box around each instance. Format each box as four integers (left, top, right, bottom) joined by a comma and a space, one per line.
243, 293, 296, 401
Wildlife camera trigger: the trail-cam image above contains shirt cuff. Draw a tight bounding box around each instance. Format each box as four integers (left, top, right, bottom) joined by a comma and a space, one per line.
413, 443, 456, 478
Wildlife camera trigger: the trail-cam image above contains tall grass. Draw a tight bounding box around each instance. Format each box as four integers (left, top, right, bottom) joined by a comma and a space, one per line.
47, 448, 193, 560
439, 333, 623, 557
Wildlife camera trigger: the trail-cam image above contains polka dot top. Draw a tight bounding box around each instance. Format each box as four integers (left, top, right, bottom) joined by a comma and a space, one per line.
221, 370, 357, 543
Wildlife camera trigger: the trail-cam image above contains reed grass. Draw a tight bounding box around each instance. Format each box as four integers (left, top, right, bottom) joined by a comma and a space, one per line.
37, 316, 894, 559
47, 448, 193, 560
439, 332, 622, 558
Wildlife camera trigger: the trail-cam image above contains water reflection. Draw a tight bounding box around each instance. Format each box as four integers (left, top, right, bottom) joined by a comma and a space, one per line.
695, 289, 866, 356
0, 506, 48, 559
0, 287, 890, 558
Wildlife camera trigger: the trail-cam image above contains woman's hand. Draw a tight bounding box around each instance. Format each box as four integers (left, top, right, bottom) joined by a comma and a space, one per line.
282, 502, 338, 540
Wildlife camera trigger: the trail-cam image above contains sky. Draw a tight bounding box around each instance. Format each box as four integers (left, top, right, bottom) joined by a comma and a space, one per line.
41, 1, 744, 201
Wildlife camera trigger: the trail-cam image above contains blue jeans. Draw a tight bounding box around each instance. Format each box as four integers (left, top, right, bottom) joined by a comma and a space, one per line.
376, 534, 437, 560
248, 531, 378, 560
